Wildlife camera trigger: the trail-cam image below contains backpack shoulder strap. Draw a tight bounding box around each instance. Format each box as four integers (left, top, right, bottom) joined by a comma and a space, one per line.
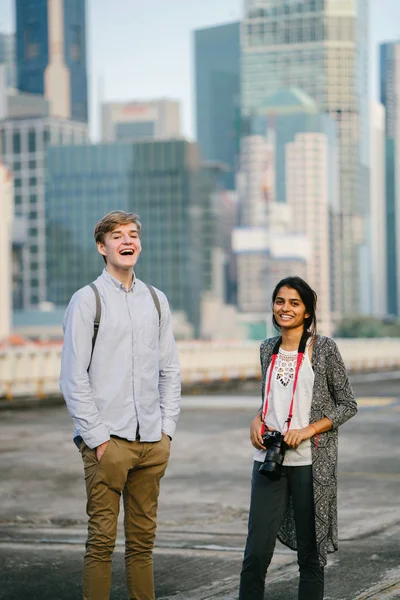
145, 283, 161, 325
88, 283, 101, 369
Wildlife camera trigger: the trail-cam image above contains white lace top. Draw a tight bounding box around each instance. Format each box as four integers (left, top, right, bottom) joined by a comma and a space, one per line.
254, 339, 315, 466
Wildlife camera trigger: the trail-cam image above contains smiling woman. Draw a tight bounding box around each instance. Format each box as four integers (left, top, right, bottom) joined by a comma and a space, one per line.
239, 276, 357, 600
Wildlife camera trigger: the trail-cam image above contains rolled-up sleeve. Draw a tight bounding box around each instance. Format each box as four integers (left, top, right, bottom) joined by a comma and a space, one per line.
157, 294, 181, 439
324, 338, 358, 429
59, 289, 110, 449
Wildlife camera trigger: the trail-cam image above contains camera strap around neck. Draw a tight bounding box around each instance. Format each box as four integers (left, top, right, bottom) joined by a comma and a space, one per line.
261, 334, 308, 435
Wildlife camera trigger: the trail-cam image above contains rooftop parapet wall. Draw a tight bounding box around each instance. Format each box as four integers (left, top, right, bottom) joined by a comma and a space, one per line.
1, 338, 400, 400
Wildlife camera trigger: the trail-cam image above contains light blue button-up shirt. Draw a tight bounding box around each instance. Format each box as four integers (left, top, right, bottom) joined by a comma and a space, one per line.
60, 269, 181, 449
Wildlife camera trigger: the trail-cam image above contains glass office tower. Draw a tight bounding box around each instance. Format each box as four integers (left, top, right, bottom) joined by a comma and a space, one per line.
46, 140, 215, 335
194, 22, 241, 190
242, 0, 370, 315
16, 0, 88, 122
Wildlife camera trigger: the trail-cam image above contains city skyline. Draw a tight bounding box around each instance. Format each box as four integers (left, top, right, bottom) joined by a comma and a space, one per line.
1, 0, 399, 140
1, 0, 400, 329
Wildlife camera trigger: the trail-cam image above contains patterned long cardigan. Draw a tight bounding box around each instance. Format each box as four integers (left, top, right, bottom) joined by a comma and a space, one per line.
260, 334, 358, 567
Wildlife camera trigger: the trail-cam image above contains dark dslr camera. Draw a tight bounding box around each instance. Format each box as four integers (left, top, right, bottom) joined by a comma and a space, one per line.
259, 430, 288, 481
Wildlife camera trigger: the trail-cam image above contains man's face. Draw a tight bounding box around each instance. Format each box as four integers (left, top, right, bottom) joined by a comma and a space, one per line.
97, 222, 142, 270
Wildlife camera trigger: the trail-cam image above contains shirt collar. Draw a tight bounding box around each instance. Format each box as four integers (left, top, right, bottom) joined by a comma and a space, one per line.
102, 268, 136, 292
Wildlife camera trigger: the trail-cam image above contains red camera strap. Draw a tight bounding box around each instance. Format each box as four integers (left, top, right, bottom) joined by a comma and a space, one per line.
261, 338, 306, 436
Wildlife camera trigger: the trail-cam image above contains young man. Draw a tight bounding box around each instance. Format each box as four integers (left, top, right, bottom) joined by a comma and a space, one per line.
60, 210, 181, 600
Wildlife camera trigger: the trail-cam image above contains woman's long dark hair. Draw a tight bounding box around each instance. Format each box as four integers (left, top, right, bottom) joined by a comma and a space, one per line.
271, 276, 317, 336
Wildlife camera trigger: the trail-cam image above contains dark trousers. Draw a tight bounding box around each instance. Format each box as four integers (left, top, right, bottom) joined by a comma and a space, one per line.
239, 462, 324, 600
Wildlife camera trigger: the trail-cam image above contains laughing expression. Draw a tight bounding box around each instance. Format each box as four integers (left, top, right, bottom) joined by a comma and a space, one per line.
97, 222, 142, 270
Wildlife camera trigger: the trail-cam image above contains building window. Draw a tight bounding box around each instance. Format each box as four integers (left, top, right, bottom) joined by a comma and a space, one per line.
15, 195, 22, 205
29, 159, 36, 170
14, 178, 22, 188
14, 161, 21, 171
29, 194, 37, 204
0, 130, 6, 154
29, 227, 38, 236
13, 132, 21, 154
24, 24, 40, 59
29, 177, 37, 186
70, 26, 82, 61
28, 130, 36, 153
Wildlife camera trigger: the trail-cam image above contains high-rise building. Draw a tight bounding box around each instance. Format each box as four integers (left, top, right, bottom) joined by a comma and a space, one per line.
244, 89, 340, 321
233, 132, 310, 331
286, 133, 331, 334
0, 115, 88, 309
45, 140, 216, 335
0, 160, 13, 341
242, 0, 370, 315
369, 102, 387, 318
0, 32, 16, 89
101, 100, 181, 142
16, 0, 88, 122
380, 41, 400, 316
194, 21, 241, 190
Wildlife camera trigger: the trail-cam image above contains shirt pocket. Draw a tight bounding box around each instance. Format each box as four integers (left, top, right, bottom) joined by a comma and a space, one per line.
144, 323, 159, 350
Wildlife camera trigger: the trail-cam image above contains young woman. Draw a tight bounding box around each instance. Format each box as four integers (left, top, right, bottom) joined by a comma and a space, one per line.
239, 276, 357, 600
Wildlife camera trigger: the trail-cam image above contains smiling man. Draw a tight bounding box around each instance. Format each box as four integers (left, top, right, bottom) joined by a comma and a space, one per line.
60, 210, 181, 600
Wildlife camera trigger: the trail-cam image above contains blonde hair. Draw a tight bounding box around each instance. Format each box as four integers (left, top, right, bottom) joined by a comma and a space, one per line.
94, 211, 141, 263
94, 211, 141, 244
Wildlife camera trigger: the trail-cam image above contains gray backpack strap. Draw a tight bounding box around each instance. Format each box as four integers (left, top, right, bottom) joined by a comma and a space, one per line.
88, 283, 101, 369
146, 284, 161, 325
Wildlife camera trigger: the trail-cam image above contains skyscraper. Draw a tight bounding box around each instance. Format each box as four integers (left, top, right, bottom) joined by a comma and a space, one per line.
232, 134, 310, 337
46, 140, 216, 335
241, 0, 370, 315
380, 41, 400, 316
0, 33, 16, 89
194, 21, 241, 190
0, 114, 88, 309
236, 88, 337, 333
369, 101, 387, 318
15, 0, 88, 122
286, 132, 332, 334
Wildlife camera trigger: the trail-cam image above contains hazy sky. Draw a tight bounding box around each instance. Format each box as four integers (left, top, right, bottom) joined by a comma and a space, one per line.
1, 0, 399, 140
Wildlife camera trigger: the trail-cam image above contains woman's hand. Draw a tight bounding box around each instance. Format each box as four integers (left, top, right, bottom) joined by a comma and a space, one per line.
250, 414, 266, 450
283, 426, 314, 450
250, 415, 277, 450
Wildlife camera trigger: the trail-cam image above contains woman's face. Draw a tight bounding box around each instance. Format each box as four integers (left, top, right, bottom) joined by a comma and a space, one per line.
273, 286, 310, 331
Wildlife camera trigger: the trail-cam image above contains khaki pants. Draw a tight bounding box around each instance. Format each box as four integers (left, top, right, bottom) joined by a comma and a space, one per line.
80, 433, 170, 600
